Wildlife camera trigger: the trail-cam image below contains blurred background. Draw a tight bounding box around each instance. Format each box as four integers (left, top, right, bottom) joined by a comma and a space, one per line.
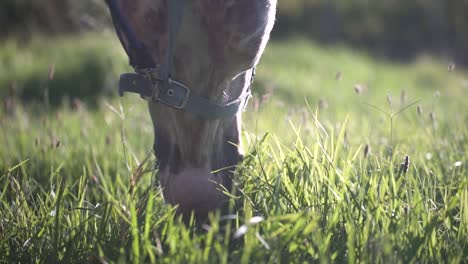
1, 0, 467, 104
2, 0, 467, 61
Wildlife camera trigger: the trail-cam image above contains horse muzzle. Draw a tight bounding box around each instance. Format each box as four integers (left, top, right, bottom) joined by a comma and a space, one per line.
159, 167, 229, 220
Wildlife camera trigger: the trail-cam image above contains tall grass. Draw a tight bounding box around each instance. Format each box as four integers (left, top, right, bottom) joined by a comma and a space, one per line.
0, 36, 467, 263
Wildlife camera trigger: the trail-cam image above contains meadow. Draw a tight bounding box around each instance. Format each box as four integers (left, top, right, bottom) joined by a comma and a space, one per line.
0, 33, 467, 263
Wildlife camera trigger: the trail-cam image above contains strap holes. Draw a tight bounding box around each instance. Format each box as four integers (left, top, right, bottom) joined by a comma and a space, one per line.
167, 89, 175, 96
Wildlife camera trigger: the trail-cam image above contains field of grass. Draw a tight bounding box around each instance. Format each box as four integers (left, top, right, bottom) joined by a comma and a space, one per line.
1, 33, 467, 263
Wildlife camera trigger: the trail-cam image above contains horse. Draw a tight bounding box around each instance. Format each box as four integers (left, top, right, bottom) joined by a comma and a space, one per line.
105, 0, 277, 219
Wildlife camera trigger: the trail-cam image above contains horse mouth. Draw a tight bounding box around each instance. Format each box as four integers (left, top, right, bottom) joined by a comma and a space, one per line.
159, 167, 230, 219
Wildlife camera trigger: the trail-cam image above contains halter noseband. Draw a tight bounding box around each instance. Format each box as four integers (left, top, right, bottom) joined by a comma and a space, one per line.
105, 0, 253, 119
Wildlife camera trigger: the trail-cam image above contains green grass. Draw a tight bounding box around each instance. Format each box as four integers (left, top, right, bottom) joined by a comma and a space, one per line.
0, 35, 467, 263
0, 33, 128, 105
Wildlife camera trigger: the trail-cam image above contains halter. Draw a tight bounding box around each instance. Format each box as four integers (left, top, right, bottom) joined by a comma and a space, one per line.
105, 0, 253, 119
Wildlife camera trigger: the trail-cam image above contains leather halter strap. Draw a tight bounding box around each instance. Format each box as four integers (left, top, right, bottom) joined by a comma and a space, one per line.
105, 0, 252, 119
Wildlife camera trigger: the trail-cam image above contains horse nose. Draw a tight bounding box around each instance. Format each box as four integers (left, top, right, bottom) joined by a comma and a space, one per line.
161, 168, 227, 219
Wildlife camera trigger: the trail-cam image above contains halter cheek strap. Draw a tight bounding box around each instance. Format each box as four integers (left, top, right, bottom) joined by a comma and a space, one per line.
105, 0, 253, 120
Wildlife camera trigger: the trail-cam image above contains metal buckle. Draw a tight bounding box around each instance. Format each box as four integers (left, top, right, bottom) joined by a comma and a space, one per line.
165, 78, 191, 109
133, 68, 191, 109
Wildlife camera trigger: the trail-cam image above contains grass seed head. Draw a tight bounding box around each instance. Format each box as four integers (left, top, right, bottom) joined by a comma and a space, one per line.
286, 109, 294, 121
91, 175, 99, 185
448, 62, 456, 72
302, 109, 309, 126
335, 71, 342, 81
402, 155, 410, 173
261, 93, 271, 105
387, 92, 392, 106
364, 143, 371, 158
48, 64, 55, 81
4, 96, 16, 116
343, 131, 348, 148
400, 89, 406, 104
398, 155, 410, 175
252, 97, 260, 112
72, 98, 82, 110
417, 104, 423, 116
105, 136, 111, 146
318, 99, 328, 109
426, 153, 432, 160
354, 84, 364, 94
51, 137, 60, 148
